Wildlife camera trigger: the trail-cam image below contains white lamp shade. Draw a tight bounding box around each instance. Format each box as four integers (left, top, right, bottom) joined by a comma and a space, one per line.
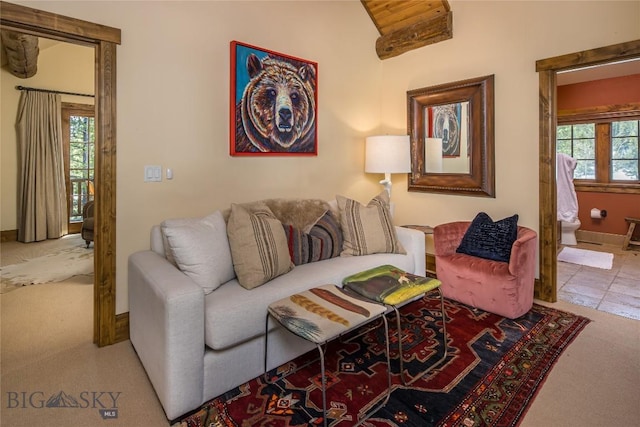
365, 135, 411, 173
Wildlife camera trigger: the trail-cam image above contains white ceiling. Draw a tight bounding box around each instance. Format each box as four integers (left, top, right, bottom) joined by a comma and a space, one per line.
557, 58, 640, 86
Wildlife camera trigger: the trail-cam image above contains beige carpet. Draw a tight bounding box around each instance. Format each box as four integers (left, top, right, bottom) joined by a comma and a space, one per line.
1, 238, 638, 426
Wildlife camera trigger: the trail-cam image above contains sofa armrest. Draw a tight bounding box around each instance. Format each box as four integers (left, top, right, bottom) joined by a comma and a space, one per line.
128, 250, 205, 420
395, 226, 426, 275
434, 221, 471, 257
508, 227, 538, 278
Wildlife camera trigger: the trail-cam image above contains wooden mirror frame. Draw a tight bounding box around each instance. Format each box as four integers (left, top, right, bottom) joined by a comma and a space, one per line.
0, 1, 122, 346
407, 74, 495, 197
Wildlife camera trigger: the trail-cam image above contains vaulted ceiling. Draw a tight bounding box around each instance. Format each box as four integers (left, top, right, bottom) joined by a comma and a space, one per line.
1, 1, 452, 79
361, 0, 453, 59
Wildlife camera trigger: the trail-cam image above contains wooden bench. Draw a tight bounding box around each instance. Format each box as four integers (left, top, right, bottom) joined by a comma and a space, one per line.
622, 217, 640, 251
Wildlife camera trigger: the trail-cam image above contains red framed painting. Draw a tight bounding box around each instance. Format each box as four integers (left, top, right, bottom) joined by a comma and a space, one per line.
230, 41, 318, 156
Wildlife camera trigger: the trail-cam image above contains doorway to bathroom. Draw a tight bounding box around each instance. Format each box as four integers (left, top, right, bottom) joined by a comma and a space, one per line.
535, 40, 640, 304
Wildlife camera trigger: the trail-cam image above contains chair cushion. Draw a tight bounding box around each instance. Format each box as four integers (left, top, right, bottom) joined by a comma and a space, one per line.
343, 264, 440, 305
268, 284, 387, 343
82, 217, 94, 231
456, 212, 519, 263
227, 203, 293, 289
161, 211, 235, 294
336, 191, 405, 256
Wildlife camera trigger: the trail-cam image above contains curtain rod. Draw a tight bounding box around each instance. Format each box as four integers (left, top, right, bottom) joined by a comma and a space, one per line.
15, 85, 94, 98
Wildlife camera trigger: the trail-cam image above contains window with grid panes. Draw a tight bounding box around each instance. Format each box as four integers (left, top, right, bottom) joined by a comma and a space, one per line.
611, 120, 639, 181
62, 103, 95, 223
556, 123, 595, 179
557, 114, 640, 191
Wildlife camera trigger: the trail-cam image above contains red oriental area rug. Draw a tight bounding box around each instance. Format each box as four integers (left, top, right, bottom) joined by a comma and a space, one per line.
177, 296, 590, 427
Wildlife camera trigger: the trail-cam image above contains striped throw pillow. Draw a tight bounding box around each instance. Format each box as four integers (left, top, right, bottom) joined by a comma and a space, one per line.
227, 203, 294, 289
336, 191, 405, 256
283, 211, 343, 265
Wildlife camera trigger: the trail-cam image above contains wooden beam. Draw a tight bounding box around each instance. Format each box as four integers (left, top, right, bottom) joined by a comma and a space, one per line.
536, 70, 557, 302
536, 39, 640, 72
0, 1, 120, 44
376, 11, 452, 60
94, 39, 118, 347
1, 30, 39, 78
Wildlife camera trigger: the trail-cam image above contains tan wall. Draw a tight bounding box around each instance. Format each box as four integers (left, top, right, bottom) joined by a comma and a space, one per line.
378, 0, 640, 247
9, 1, 640, 314
1, 40, 94, 231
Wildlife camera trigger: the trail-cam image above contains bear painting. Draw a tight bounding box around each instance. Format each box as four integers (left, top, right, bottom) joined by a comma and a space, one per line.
231, 42, 318, 155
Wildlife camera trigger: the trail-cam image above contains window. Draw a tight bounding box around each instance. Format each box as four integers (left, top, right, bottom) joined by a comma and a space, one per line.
557, 107, 640, 193
611, 120, 639, 181
557, 123, 595, 179
62, 103, 95, 226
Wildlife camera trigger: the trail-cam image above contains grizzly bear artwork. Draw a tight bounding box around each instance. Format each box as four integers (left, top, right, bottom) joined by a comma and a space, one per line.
231, 42, 317, 155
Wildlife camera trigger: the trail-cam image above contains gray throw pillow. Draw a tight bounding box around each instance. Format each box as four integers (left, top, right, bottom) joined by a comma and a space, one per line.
161, 211, 235, 294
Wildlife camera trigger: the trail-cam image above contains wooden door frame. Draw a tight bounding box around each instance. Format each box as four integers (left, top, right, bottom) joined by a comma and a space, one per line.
535, 39, 640, 302
1, 1, 122, 346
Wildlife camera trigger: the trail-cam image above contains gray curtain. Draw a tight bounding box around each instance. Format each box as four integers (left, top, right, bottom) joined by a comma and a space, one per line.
16, 91, 68, 242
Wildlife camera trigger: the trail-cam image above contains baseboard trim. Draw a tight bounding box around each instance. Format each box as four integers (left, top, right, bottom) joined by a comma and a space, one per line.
115, 312, 129, 343
1, 229, 18, 242
576, 230, 624, 247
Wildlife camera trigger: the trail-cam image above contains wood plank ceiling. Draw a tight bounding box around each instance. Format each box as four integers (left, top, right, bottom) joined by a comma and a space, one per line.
361, 0, 453, 60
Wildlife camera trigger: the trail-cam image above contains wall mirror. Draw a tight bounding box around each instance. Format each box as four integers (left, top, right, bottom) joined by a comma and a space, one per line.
407, 74, 495, 197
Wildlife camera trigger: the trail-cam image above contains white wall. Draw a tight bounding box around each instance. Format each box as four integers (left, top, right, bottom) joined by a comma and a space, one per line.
1, 40, 94, 230
6, 1, 640, 314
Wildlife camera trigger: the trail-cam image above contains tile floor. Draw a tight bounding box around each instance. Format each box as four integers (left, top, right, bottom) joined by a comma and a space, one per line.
557, 242, 640, 320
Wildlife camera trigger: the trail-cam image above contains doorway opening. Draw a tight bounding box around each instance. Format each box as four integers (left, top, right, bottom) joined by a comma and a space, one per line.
1, 2, 121, 346
535, 39, 640, 303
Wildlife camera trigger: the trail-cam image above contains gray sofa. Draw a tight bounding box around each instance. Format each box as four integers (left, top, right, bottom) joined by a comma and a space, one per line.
128, 197, 425, 421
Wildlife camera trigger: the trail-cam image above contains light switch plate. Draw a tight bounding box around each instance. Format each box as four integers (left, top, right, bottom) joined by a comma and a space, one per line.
144, 165, 162, 182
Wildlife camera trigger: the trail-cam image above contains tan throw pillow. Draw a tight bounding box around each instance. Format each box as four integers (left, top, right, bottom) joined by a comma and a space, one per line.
227, 203, 294, 289
336, 191, 405, 256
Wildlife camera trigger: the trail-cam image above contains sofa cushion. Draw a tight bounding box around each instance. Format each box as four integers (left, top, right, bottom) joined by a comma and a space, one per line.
203, 250, 416, 350
336, 191, 405, 256
283, 211, 343, 265
227, 203, 294, 289
161, 211, 235, 294
456, 212, 519, 263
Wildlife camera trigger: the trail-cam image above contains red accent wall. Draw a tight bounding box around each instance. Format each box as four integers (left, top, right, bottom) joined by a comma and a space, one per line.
559, 74, 640, 236
577, 192, 640, 235
558, 74, 640, 110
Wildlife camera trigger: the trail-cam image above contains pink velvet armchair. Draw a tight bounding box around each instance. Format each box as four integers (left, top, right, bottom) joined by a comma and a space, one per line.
433, 221, 537, 319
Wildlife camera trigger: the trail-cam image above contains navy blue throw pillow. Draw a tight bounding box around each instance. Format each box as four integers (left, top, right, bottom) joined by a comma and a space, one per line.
456, 212, 519, 263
